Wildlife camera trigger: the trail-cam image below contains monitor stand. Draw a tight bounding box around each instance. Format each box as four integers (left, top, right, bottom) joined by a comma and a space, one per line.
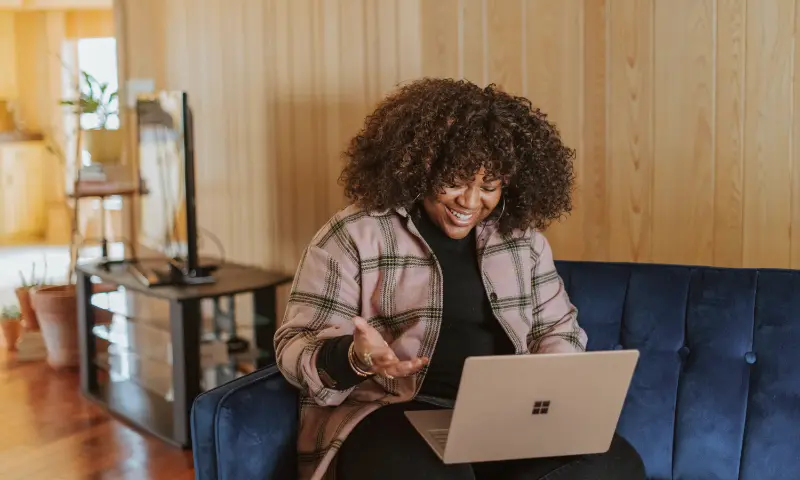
127, 259, 217, 287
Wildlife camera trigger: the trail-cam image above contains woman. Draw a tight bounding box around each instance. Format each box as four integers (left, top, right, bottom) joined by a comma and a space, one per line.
275, 78, 645, 480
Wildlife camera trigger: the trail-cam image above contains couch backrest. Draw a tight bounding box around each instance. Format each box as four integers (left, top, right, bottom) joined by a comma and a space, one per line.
554, 261, 800, 480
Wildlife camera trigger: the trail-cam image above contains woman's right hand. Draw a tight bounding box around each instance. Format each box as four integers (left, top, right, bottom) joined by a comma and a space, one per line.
352, 316, 428, 378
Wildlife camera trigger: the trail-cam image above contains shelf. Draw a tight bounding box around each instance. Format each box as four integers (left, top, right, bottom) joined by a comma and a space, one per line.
92, 312, 258, 371
90, 286, 218, 329
95, 347, 247, 401
76, 260, 289, 448
90, 287, 172, 323
88, 373, 177, 446
92, 313, 172, 364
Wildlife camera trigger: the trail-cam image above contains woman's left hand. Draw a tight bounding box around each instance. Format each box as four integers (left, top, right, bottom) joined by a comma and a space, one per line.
353, 317, 428, 378
380, 356, 428, 379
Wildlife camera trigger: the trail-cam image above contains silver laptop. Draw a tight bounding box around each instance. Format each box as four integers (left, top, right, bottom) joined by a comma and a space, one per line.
405, 349, 639, 464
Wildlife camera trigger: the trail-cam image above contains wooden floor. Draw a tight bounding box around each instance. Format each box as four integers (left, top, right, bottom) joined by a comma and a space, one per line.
0, 350, 195, 480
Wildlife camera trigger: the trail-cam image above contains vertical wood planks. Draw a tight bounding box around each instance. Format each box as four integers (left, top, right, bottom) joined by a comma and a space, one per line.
271, 0, 293, 272
485, 0, 523, 94
792, 0, 800, 269
117, 0, 800, 274
581, 0, 609, 261
714, 0, 746, 267
652, 0, 715, 265
742, 0, 795, 268
421, 0, 459, 79
320, 0, 344, 219
606, 0, 654, 263
461, 0, 486, 85
524, 0, 584, 260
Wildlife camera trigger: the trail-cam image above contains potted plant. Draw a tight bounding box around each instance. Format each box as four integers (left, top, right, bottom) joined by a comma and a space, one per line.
16, 262, 47, 331
17, 257, 80, 369
1, 305, 22, 351
31, 283, 79, 368
59, 69, 121, 164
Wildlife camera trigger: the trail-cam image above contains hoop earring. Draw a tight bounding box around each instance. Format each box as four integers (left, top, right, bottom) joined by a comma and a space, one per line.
489, 196, 506, 225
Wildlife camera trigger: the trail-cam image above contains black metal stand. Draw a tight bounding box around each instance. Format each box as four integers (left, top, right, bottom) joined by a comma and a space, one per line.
76, 260, 292, 448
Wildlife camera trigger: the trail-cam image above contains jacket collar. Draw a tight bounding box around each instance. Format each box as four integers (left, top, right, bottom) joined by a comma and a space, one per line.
365, 206, 511, 249
365, 206, 409, 218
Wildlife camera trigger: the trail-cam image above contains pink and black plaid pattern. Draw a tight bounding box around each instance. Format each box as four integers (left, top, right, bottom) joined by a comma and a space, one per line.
274, 205, 587, 479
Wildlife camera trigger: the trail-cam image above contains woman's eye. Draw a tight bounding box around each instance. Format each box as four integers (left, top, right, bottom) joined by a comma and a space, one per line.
482, 186, 498, 192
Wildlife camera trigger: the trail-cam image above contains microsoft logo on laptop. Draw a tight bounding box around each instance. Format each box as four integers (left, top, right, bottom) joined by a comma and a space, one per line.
532, 400, 551, 415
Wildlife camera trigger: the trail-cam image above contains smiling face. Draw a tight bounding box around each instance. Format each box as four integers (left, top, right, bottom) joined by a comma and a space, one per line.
422, 168, 504, 239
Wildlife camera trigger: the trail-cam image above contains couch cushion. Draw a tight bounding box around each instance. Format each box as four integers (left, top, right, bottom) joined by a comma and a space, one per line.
555, 261, 800, 480
191, 365, 299, 480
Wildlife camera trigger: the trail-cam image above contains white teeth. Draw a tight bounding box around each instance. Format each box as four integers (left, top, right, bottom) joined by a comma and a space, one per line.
447, 206, 473, 221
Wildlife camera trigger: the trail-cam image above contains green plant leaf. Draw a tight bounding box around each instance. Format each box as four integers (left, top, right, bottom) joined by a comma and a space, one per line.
81, 71, 96, 101
80, 97, 100, 114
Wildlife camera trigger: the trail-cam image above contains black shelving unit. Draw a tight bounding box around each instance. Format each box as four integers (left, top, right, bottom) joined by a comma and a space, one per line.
75, 260, 292, 448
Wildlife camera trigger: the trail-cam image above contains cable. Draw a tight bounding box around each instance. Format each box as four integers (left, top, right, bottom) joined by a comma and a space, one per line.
198, 226, 226, 265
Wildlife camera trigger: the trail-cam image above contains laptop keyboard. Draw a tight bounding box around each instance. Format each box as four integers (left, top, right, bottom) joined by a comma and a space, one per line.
428, 429, 449, 449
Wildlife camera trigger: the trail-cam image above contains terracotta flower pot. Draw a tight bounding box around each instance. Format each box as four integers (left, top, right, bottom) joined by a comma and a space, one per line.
1, 319, 21, 351
15, 287, 39, 331
30, 285, 79, 369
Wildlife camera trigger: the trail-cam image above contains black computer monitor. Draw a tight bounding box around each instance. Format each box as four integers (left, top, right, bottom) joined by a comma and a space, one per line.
135, 91, 214, 285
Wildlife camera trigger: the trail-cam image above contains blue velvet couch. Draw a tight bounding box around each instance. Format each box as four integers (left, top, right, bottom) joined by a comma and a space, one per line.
191, 261, 800, 479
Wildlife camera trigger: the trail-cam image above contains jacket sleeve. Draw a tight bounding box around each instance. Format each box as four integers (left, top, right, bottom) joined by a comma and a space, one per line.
274, 227, 363, 407
528, 232, 588, 354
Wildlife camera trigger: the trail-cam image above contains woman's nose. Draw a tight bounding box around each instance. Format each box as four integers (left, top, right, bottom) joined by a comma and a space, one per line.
457, 186, 481, 209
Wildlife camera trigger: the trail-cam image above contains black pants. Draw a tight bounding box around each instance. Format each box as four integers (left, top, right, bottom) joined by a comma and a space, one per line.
336, 402, 646, 480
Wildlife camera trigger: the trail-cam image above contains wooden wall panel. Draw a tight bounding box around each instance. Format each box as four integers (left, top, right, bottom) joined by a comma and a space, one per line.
714, 0, 746, 267
14, 12, 50, 132
742, 0, 795, 268
606, 0, 654, 263
652, 0, 714, 265
415, 0, 800, 268
525, 0, 583, 259
421, 0, 458, 78
486, 0, 523, 94
461, 0, 486, 84
581, 0, 609, 261
118, 0, 422, 274
794, 1, 800, 269
118, 0, 800, 274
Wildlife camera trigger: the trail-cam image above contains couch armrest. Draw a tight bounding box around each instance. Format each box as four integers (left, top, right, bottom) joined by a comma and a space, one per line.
191, 364, 299, 480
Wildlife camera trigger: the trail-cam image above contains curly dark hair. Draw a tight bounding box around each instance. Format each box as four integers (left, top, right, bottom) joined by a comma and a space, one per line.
338, 78, 576, 234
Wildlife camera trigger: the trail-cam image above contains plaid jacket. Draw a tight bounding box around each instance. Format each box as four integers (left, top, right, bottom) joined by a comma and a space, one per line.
274, 205, 587, 479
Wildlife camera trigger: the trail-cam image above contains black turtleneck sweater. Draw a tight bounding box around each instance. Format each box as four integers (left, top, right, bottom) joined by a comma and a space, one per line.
414, 209, 514, 400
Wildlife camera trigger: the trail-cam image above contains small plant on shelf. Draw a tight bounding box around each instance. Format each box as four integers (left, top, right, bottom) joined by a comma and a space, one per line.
59, 69, 119, 130
60, 68, 121, 167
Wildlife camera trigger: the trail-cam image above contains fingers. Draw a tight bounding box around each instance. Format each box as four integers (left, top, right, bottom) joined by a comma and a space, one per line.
382, 356, 429, 378
365, 345, 397, 366
352, 316, 369, 333
352, 317, 384, 344
352, 318, 392, 356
